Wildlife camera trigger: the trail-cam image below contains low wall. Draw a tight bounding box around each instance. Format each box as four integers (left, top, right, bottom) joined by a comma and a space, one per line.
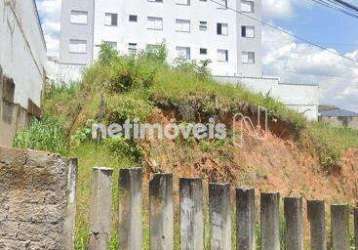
214, 75, 320, 121
0, 147, 77, 249
0, 100, 31, 147
320, 116, 358, 129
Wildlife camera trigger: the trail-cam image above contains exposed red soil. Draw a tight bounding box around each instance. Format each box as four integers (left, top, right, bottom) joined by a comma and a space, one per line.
142, 109, 358, 205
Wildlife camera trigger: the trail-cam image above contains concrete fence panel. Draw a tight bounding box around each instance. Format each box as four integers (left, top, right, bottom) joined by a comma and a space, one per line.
64, 158, 78, 250
307, 200, 326, 250
89, 167, 113, 250
209, 183, 231, 250
354, 208, 358, 250
284, 197, 304, 250
149, 173, 174, 250
236, 188, 255, 250
331, 204, 350, 250
180, 178, 204, 250
260, 193, 280, 250
119, 167, 143, 250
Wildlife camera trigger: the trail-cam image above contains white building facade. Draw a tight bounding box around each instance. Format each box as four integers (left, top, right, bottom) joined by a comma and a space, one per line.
58, 0, 262, 81
0, 0, 46, 108
0, 0, 47, 146
58, 0, 320, 121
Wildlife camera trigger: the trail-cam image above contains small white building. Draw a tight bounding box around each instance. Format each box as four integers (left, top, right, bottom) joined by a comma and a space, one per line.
58, 0, 263, 81
0, 0, 47, 146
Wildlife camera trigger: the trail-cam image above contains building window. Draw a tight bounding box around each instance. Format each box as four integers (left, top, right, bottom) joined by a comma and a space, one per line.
217, 23, 228, 36
104, 41, 117, 49
176, 0, 190, 5
199, 21, 207, 31
69, 39, 87, 54
176, 47, 191, 60
216, 0, 228, 9
129, 15, 138, 22
217, 49, 229, 62
200, 48, 207, 55
241, 1, 254, 13
241, 51, 255, 64
147, 16, 163, 30
128, 43, 137, 54
241, 26, 255, 38
70, 10, 88, 24
105, 13, 118, 26
176, 19, 190, 32
146, 44, 161, 53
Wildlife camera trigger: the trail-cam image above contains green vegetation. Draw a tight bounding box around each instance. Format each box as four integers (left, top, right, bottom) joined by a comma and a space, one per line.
302, 123, 358, 169
12, 43, 358, 249
13, 116, 68, 154
16, 43, 358, 169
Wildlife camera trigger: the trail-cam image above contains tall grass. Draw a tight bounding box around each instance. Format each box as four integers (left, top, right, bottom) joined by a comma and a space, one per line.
13, 116, 68, 154
302, 123, 358, 169
21, 43, 358, 250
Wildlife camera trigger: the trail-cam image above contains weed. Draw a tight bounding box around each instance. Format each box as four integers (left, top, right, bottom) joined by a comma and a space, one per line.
13, 116, 68, 154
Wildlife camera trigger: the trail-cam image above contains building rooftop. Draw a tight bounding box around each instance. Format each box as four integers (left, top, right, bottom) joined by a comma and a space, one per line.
320, 108, 358, 117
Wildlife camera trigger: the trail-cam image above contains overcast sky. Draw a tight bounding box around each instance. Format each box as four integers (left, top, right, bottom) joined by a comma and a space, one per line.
36, 0, 358, 111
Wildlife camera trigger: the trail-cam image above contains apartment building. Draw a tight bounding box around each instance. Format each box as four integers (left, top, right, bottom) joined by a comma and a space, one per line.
58, 0, 262, 81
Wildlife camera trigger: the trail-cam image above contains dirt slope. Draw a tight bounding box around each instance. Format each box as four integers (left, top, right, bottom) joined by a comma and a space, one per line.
141, 109, 358, 205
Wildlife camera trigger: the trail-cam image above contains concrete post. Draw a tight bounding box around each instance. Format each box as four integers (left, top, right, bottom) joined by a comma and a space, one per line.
307, 200, 326, 250
354, 208, 358, 250
284, 197, 304, 250
119, 168, 143, 250
209, 183, 231, 250
331, 204, 350, 250
260, 193, 280, 250
64, 158, 78, 250
149, 173, 174, 250
180, 178, 204, 250
89, 167, 113, 250
236, 188, 255, 250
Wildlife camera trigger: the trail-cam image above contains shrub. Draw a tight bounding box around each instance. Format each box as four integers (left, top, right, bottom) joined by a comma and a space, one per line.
92, 43, 161, 94
142, 42, 168, 64
301, 123, 358, 170
105, 91, 153, 123
98, 43, 119, 65
105, 137, 143, 163
13, 116, 68, 154
70, 120, 94, 147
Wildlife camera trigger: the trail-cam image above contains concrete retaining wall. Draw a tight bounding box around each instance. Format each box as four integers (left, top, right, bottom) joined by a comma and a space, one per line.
0, 147, 77, 250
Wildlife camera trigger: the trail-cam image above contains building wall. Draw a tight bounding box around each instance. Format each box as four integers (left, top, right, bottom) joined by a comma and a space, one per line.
59, 0, 262, 79
272, 83, 319, 121
320, 116, 358, 129
214, 75, 320, 121
0, 0, 46, 108
236, 0, 262, 77
59, 0, 94, 66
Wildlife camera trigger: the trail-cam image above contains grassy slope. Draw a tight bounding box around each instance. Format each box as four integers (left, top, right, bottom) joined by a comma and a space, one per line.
15, 45, 358, 249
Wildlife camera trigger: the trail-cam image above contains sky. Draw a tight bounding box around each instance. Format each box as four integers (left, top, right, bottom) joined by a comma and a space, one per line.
35, 0, 358, 111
